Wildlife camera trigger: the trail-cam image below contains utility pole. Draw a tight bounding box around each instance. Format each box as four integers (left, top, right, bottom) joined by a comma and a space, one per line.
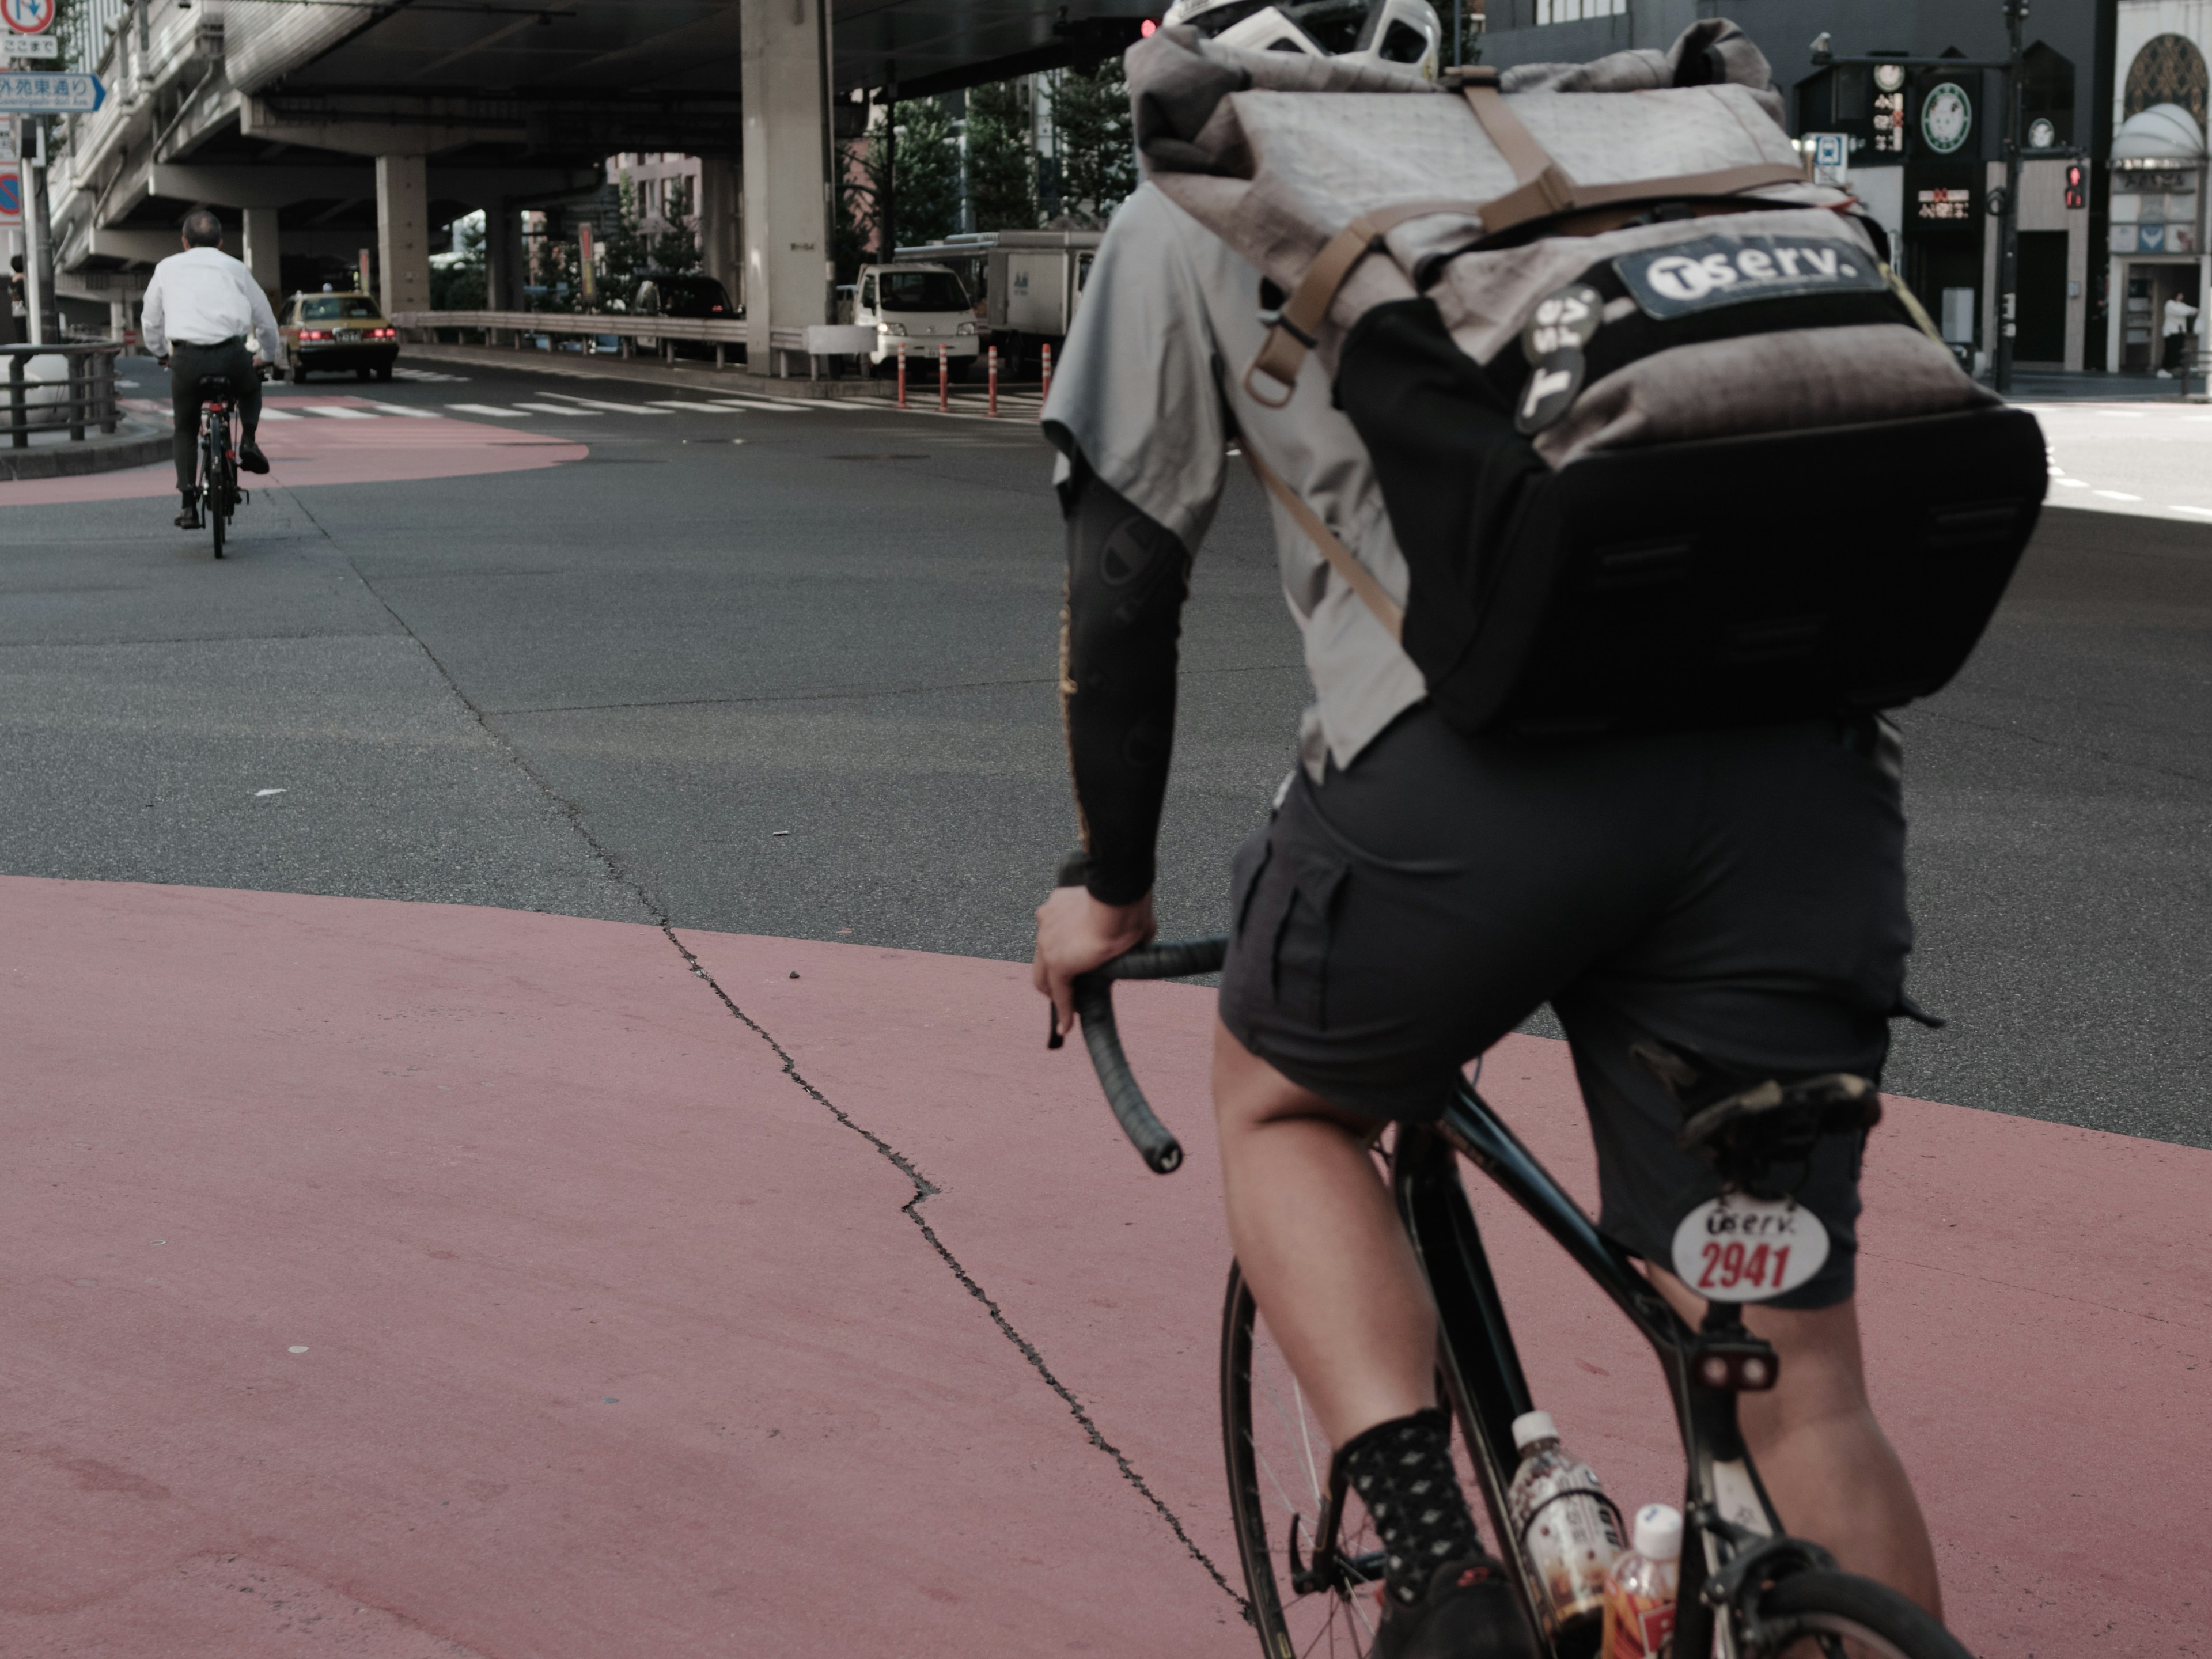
1813, 2, 2052, 396
1994, 0, 2027, 393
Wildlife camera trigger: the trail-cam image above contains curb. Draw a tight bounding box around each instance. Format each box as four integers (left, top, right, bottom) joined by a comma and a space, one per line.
1, 421, 170, 482
399, 342, 1043, 402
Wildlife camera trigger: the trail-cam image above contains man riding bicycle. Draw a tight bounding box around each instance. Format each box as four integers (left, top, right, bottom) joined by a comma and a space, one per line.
1031, 6, 1944, 1654
143, 207, 279, 529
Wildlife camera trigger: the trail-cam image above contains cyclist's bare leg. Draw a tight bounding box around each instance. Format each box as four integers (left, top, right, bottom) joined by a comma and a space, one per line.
1213, 1019, 1435, 1449
1648, 1269, 1943, 1619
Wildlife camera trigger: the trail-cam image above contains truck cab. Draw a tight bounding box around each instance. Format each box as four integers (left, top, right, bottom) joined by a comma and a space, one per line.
850, 264, 980, 378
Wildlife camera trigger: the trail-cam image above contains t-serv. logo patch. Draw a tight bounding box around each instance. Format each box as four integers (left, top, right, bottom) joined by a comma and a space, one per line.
1613, 233, 1888, 320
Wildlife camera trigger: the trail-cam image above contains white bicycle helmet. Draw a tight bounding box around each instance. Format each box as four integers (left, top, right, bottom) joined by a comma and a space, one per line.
1160, 0, 1444, 79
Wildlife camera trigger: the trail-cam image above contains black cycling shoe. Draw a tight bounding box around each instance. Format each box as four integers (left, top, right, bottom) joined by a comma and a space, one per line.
1370, 1555, 1538, 1659
237, 440, 270, 475
175, 502, 203, 530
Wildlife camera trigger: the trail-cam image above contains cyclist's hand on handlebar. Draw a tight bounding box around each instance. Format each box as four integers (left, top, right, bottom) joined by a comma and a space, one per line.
1033, 886, 1156, 1042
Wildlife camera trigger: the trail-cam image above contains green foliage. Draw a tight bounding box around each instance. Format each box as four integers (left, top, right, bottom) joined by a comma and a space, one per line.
893, 96, 964, 247
835, 137, 884, 282
430, 213, 487, 310
649, 175, 700, 274
1053, 59, 1135, 224
598, 177, 654, 301
966, 80, 1037, 232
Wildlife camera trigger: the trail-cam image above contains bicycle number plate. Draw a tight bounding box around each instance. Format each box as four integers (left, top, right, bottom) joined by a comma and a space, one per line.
1670, 1194, 1828, 1302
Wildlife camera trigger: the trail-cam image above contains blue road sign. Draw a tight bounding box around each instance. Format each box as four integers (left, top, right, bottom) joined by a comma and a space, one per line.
0, 71, 104, 113
0, 170, 20, 222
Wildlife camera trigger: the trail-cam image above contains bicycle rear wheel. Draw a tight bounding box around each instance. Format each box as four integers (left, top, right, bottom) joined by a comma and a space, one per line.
202, 416, 225, 559
1751, 1569, 1974, 1659
1222, 1263, 1488, 1658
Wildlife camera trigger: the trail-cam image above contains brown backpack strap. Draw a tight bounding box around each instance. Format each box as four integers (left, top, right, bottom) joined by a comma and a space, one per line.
1243, 444, 1404, 639
1243, 198, 1485, 408
1241, 72, 1806, 406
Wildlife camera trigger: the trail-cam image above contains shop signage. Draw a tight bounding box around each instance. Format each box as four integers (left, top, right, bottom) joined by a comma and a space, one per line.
1920, 81, 1973, 156
1916, 188, 1974, 222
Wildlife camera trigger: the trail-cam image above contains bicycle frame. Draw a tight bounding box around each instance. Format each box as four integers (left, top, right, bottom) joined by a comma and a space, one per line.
1295, 1079, 1793, 1659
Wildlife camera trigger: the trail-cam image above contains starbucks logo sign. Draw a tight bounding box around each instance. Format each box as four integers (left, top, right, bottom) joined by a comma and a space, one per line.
1921, 81, 1972, 154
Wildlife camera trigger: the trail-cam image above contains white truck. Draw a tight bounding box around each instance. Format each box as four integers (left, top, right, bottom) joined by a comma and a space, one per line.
891, 230, 1104, 377
845, 263, 982, 380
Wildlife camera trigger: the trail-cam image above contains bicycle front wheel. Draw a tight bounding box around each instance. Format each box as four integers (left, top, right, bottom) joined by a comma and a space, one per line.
1751, 1569, 1974, 1659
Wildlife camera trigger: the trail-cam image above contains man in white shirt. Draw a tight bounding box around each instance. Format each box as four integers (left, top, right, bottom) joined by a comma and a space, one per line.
143, 208, 281, 528
2159, 290, 2199, 377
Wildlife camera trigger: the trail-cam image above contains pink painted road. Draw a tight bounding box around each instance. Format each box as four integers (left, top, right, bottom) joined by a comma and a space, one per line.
3, 876, 2205, 1656
0, 398, 584, 508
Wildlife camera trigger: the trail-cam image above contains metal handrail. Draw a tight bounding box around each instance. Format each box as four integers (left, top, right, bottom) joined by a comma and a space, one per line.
4, 343, 125, 448
389, 308, 749, 344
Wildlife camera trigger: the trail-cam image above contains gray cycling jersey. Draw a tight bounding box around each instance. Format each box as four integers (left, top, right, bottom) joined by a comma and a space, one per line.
1043, 184, 1425, 781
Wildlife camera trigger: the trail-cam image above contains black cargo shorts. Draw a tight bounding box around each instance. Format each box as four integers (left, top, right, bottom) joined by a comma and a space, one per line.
1217, 706, 1916, 1309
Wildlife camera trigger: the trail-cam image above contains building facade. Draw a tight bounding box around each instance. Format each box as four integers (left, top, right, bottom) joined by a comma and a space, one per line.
2107, 6, 2210, 369
1479, 0, 2117, 372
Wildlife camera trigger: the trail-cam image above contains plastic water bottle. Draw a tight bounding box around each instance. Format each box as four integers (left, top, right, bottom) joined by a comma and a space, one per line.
1506, 1411, 1626, 1652
1601, 1503, 1683, 1659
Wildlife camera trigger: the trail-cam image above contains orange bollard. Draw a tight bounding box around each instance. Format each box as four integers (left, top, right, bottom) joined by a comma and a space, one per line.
1040, 340, 1053, 407
938, 343, 949, 413
987, 346, 999, 416
896, 340, 907, 409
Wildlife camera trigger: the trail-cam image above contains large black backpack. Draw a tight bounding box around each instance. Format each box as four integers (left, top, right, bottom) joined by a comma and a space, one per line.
1130, 20, 2044, 737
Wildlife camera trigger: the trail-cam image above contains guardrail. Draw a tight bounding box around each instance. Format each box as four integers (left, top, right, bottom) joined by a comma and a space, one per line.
389, 312, 884, 378
5, 343, 124, 449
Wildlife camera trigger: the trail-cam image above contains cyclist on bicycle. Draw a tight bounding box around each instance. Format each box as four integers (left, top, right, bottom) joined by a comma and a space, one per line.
143, 208, 279, 529
1031, 7, 1944, 1653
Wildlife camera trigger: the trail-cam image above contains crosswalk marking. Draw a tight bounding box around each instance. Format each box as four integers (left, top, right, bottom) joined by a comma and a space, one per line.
303, 407, 379, 419
711, 396, 824, 412
537, 393, 673, 415
390, 366, 471, 382
256, 408, 302, 422
446, 403, 529, 418
647, 399, 753, 414
510, 402, 597, 418
355, 400, 441, 419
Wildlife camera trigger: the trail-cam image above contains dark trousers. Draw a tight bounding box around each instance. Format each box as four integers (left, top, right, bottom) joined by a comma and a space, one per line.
169, 338, 260, 491
2162, 331, 2192, 372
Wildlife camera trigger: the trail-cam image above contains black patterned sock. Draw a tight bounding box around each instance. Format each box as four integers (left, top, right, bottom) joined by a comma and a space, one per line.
1337, 1407, 1483, 1608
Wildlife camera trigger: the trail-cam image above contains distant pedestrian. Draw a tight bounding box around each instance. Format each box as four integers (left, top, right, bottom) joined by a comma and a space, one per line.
2158, 290, 2199, 377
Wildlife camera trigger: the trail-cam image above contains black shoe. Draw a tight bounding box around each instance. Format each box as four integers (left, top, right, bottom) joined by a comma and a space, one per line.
238, 441, 270, 475
176, 503, 203, 529
1370, 1556, 1538, 1659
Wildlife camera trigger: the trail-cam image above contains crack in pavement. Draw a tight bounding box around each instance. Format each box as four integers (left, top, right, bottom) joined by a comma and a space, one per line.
283, 487, 1250, 1618
659, 923, 1249, 1618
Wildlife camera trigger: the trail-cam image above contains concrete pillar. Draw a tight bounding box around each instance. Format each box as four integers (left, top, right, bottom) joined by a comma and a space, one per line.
241, 206, 281, 310
484, 202, 525, 313
375, 153, 431, 320
740, 0, 832, 373
698, 157, 742, 312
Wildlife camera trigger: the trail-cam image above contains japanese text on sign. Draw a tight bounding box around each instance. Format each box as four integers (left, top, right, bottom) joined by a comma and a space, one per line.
1916, 188, 1972, 222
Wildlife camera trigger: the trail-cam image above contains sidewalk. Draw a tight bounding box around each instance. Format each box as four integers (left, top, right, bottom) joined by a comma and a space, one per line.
4, 874, 2205, 1655
1999, 365, 2210, 403
0, 415, 170, 482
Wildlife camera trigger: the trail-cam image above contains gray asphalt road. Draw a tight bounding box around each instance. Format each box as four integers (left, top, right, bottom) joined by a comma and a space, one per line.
3, 360, 2205, 1147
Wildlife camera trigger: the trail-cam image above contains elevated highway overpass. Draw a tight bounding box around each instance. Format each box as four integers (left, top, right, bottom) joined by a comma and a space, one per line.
43, 0, 1144, 369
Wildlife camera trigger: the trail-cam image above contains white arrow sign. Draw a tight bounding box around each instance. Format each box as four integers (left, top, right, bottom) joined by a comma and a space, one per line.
0, 71, 105, 112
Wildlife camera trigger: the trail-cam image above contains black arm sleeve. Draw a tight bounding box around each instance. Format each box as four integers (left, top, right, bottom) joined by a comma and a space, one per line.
1059, 449, 1194, 907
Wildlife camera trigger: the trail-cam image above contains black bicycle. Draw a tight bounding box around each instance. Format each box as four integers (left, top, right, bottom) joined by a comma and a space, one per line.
1059, 891, 1972, 1659
192, 369, 263, 558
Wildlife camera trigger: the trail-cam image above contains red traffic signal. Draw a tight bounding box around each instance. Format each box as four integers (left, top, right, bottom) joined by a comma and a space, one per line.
2065, 164, 2085, 209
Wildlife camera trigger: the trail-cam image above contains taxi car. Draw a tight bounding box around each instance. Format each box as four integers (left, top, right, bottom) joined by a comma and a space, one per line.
280, 291, 401, 382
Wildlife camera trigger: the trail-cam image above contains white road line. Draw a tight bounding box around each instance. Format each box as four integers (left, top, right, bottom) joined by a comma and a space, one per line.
510, 402, 597, 417
446, 403, 529, 418
2094, 410, 2149, 419
2052, 478, 2090, 487
535, 393, 673, 415
256, 408, 302, 421
702, 397, 819, 411
354, 400, 441, 418
2169, 505, 2212, 517
648, 399, 751, 413
2092, 489, 2144, 500
391, 366, 471, 382
302, 406, 380, 419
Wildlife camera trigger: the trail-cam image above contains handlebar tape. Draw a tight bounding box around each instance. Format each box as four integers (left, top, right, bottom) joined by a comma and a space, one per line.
1071, 972, 1184, 1174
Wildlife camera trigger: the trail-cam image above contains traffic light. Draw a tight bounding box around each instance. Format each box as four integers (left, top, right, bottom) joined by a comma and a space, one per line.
2065, 164, 2085, 209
